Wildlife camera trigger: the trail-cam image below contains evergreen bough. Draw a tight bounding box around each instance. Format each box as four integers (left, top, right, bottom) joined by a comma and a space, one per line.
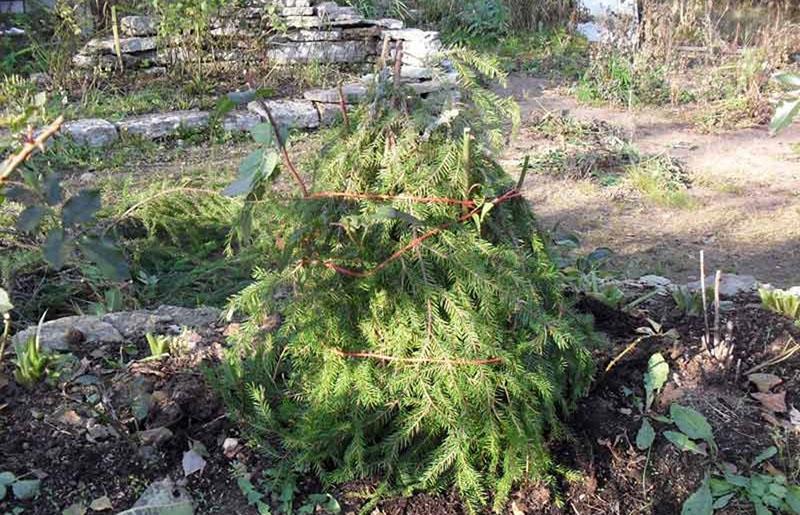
215, 52, 595, 513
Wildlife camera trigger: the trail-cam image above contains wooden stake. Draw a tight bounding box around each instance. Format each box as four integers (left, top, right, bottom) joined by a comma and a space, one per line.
699, 250, 711, 353
713, 270, 721, 348
111, 5, 124, 71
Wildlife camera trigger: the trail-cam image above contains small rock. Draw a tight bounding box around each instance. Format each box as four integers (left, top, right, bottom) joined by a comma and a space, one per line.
686, 274, 757, 298
137, 427, 174, 447
89, 495, 113, 511
222, 437, 240, 458
79, 172, 97, 183
748, 373, 783, 393
248, 99, 321, 130
639, 275, 672, 288
303, 83, 367, 104
86, 420, 119, 441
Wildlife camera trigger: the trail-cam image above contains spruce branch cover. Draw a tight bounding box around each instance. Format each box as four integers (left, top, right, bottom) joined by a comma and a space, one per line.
214, 56, 594, 513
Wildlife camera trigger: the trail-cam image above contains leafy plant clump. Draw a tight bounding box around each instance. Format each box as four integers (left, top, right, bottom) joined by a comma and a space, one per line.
214, 61, 595, 512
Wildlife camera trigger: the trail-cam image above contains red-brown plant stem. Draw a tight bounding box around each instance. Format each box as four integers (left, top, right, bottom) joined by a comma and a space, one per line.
307, 191, 476, 207
323, 189, 522, 278
337, 82, 350, 131
0, 116, 64, 183
331, 348, 503, 366
252, 102, 309, 197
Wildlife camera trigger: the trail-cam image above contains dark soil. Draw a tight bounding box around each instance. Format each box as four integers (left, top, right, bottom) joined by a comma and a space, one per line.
1, 293, 798, 514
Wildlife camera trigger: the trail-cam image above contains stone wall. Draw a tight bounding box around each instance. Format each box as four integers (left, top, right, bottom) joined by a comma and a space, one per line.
72, 0, 441, 72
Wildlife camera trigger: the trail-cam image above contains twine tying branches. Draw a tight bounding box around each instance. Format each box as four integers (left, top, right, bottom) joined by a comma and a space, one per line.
332, 348, 503, 366
321, 188, 522, 278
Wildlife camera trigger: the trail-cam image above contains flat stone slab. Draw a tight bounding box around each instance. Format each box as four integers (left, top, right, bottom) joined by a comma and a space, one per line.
303, 83, 367, 103
248, 99, 320, 129
686, 274, 758, 298
222, 110, 262, 132
84, 36, 157, 55
62, 118, 118, 147
116, 110, 210, 139
11, 306, 220, 352
120, 15, 157, 36
266, 40, 373, 63
12, 316, 124, 352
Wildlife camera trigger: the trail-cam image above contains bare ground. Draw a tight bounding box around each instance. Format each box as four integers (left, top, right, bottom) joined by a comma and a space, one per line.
498, 74, 800, 287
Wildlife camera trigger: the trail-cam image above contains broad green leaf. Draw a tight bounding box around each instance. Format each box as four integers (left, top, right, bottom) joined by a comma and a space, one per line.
770, 98, 800, 134
664, 431, 707, 456
586, 247, 613, 264
43, 228, 69, 270
682, 477, 713, 515
785, 485, 800, 513
223, 150, 279, 197
712, 493, 735, 509
723, 472, 749, 488
77, 237, 130, 281
0, 483, 5, 501
651, 414, 673, 424
251, 123, 274, 145
0, 471, 14, 486
774, 72, 800, 88
752, 446, 778, 467
636, 418, 655, 450
753, 500, 771, 515
0, 289, 13, 314
670, 404, 714, 447
62, 189, 101, 227
12, 479, 40, 500
16, 205, 45, 233
43, 173, 62, 206
644, 353, 669, 411
710, 477, 736, 496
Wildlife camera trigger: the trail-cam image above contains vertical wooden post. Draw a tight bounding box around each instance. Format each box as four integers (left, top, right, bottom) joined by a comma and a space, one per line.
111, 5, 124, 71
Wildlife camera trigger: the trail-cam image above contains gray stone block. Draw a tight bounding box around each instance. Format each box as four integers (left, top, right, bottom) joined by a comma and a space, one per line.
303, 83, 367, 103
116, 110, 210, 139
63, 119, 118, 147
248, 99, 320, 129
120, 15, 157, 37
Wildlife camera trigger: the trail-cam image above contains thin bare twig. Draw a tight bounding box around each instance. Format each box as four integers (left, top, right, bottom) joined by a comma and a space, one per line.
713, 269, 721, 348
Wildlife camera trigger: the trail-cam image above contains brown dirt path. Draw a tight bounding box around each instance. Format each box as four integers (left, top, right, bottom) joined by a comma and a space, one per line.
498, 74, 800, 287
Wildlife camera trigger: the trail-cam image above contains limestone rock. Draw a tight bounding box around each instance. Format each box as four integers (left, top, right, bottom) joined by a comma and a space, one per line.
266, 40, 373, 63
376, 18, 403, 29
120, 15, 157, 37
248, 99, 320, 129
62, 119, 118, 147
12, 316, 124, 352
116, 110, 210, 139
303, 82, 367, 103
222, 111, 261, 132
686, 274, 757, 298
84, 36, 157, 55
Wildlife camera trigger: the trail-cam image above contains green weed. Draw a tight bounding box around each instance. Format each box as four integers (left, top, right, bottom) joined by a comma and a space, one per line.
145, 333, 171, 358
625, 155, 693, 209
759, 288, 800, 321
576, 50, 671, 108
13, 319, 50, 388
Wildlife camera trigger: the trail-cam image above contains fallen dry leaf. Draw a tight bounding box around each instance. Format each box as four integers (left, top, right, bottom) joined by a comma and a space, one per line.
752, 391, 787, 413
511, 501, 524, 515
182, 449, 207, 477
748, 373, 783, 393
